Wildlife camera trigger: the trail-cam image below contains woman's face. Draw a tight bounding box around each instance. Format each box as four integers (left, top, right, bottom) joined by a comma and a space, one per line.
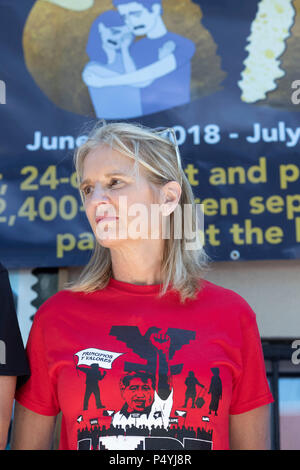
99, 23, 131, 51
81, 144, 162, 247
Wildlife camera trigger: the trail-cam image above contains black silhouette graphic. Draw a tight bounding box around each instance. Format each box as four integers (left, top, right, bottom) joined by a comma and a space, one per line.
112, 331, 173, 429
183, 371, 204, 408
77, 363, 107, 410
208, 368, 222, 416
110, 326, 196, 377
77, 423, 213, 450
195, 386, 206, 409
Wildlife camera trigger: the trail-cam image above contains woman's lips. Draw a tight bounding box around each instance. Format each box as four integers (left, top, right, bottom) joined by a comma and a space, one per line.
96, 216, 119, 224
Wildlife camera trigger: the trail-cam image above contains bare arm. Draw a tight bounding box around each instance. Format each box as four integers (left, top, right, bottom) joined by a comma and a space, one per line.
11, 402, 57, 450
120, 36, 136, 74
86, 54, 177, 88
121, 44, 152, 88
0, 376, 16, 449
229, 404, 271, 450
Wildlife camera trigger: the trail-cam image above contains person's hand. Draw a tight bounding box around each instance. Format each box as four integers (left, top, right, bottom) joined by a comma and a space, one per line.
120, 32, 134, 50
82, 70, 105, 87
158, 40, 176, 60
150, 330, 171, 355
82, 66, 107, 87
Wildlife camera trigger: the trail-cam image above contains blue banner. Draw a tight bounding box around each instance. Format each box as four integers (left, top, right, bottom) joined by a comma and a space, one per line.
0, 0, 300, 268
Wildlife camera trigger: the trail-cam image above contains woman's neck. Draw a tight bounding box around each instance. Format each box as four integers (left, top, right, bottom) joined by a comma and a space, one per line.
110, 240, 164, 285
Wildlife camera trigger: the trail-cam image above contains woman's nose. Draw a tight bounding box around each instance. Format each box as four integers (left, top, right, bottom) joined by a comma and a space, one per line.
90, 184, 110, 204
89, 186, 118, 218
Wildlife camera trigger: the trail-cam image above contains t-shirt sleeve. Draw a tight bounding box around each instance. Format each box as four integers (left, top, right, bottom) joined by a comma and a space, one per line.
171, 34, 196, 67
0, 265, 30, 377
229, 298, 274, 415
15, 307, 60, 416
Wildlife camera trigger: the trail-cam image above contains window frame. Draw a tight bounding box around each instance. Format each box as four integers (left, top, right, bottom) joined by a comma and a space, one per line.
263, 341, 300, 450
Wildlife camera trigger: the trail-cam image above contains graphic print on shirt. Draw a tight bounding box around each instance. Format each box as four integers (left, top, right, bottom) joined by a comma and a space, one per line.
74, 326, 222, 450
208, 368, 222, 416
75, 348, 124, 411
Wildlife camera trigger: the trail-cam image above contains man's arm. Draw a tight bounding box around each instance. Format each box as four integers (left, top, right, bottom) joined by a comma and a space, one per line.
120, 34, 136, 74
0, 376, 16, 449
96, 35, 195, 88
229, 404, 271, 450
84, 54, 177, 88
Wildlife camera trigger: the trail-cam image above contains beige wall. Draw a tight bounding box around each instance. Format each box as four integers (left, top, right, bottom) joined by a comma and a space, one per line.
205, 259, 300, 339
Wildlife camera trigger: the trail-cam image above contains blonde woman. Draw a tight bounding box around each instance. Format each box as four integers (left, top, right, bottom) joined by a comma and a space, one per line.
12, 122, 273, 450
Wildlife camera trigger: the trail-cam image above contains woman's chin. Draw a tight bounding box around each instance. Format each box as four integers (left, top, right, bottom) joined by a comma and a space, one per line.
96, 234, 122, 248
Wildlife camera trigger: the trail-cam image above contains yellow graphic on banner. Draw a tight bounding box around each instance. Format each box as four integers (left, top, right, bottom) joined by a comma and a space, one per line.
238, 0, 296, 103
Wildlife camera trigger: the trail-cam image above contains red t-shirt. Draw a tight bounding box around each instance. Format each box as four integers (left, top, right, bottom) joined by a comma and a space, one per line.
15, 278, 273, 450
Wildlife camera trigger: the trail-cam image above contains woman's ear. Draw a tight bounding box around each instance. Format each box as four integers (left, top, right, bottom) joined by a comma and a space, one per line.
160, 181, 182, 216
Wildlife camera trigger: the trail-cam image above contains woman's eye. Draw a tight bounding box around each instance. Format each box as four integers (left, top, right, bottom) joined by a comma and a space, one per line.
109, 179, 122, 188
81, 180, 123, 196
83, 185, 93, 196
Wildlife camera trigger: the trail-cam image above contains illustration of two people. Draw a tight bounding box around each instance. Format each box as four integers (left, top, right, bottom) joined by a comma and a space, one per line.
82, 0, 196, 118
183, 368, 222, 416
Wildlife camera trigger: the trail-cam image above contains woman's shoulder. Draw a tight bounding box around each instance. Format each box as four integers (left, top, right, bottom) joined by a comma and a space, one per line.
199, 279, 257, 322
200, 278, 249, 300
32, 289, 83, 322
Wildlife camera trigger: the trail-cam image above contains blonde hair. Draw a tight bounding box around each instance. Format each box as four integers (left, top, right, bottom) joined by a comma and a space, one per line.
66, 121, 209, 303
